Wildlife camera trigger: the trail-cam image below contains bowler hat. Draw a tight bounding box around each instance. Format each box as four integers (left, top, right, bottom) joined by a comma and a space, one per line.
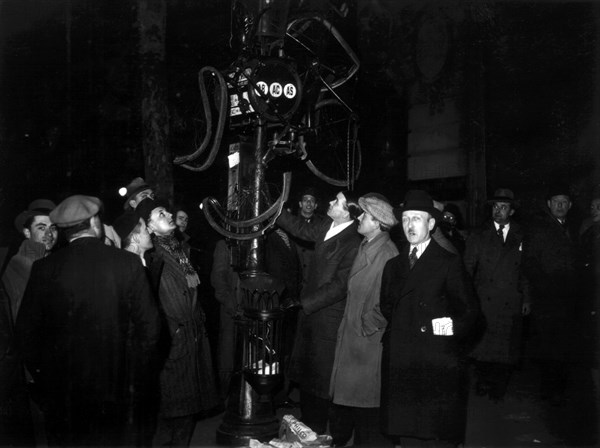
488, 188, 516, 204
50, 195, 102, 228
123, 177, 152, 210
113, 211, 141, 242
393, 190, 439, 222
14, 198, 57, 232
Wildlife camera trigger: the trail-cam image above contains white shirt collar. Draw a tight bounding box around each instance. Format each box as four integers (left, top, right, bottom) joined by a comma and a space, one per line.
409, 238, 431, 259
324, 220, 354, 241
494, 221, 510, 240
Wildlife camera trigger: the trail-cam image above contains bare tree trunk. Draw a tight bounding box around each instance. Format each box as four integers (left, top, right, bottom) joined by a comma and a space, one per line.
138, 0, 173, 204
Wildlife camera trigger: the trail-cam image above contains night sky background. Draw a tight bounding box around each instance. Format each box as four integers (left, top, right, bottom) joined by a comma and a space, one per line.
0, 0, 599, 244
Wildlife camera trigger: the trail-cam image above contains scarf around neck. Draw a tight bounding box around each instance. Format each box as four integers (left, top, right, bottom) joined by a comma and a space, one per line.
155, 233, 200, 288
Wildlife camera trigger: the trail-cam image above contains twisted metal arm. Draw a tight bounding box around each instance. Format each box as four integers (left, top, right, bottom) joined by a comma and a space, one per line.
202, 172, 291, 240
174, 66, 228, 171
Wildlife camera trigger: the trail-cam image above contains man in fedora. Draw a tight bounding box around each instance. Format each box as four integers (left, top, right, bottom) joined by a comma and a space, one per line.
15, 195, 161, 446
122, 177, 155, 211
2, 199, 57, 321
379, 190, 479, 447
464, 188, 530, 402
329, 193, 399, 447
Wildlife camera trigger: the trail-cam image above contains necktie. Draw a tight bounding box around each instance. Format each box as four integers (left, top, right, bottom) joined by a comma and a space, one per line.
409, 247, 418, 270
497, 224, 505, 243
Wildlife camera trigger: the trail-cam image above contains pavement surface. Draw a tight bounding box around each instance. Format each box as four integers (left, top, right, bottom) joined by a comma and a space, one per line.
190, 358, 598, 447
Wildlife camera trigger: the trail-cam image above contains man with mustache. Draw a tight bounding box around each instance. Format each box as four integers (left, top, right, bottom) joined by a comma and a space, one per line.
380, 190, 479, 448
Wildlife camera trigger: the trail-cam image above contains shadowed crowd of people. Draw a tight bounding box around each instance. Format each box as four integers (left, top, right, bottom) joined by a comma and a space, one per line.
0, 179, 598, 447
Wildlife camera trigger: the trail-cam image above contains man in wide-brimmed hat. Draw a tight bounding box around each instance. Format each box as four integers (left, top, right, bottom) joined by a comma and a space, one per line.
329, 192, 399, 447
121, 177, 155, 211
464, 187, 530, 402
2, 199, 57, 320
379, 190, 479, 447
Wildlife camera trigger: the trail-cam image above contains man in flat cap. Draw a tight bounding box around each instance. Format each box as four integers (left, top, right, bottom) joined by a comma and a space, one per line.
276, 190, 362, 435
379, 190, 479, 447
464, 188, 530, 402
2, 199, 57, 321
15, 195, 161, 446
329, 193, 399, 447
522, 183, 579, 406
122, 177, 155, 211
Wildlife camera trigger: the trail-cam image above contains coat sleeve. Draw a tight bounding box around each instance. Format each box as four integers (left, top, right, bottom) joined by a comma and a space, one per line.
14, 261, 46, 382
301, 239, 358, 315
276, 209, 326, 243
361, 300, 387, 336
128, 259, 161, 361
379, 259, 397, 323
445, 254, 480, 339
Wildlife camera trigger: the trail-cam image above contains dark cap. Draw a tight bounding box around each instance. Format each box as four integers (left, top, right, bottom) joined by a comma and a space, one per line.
49, 195, 102, 228
393, 190, 439, 222
112, 211, 141, 242
135, 197, 169, 224
123, 177, 152, 210
298, 186, 318, 202
488, 188, 516, 204
14, 198, 57, 233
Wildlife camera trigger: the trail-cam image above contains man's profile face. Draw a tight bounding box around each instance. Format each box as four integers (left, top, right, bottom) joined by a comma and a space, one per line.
492, 201, 514, 225
148, 207, 176, 236
547, 195, 571, 220
24, 215, 57, 251
357, 211, 379, 238
327, 192, 348, 222
130, 188, 155, 210
402, 210, 434, 245
175, 210, 189, 233
299, 195, 317, 218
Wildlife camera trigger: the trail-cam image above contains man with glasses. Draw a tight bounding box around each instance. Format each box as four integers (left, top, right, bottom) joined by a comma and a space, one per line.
464, 188, 530, 402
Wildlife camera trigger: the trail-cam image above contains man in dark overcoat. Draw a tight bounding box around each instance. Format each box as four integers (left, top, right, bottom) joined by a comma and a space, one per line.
276, 190, 361, 435
380, 190, 479, 447
522, 184, 579, 405
464, 188, 530, 401
15, 195, 161, 446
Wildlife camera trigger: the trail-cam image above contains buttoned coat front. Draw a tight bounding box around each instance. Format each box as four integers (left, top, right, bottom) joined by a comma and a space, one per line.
277, 210, 360, 399
463, 220, 529, 364
329, 231, 398, 408
380, 239, 479, 442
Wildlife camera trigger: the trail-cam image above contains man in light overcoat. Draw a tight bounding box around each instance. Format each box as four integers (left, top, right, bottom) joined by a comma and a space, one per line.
329, 193, 398, 447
